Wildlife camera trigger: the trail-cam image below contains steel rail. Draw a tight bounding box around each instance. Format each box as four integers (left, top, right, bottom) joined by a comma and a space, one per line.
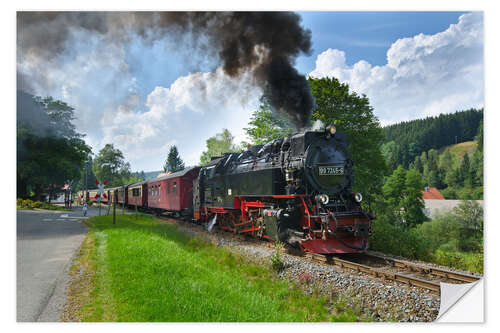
365, 252, 481, 284
304, 252, 480, 294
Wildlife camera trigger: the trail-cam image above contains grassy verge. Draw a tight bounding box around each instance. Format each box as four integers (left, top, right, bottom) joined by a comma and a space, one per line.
433, 250, 483, 274
65, 214, 360, 322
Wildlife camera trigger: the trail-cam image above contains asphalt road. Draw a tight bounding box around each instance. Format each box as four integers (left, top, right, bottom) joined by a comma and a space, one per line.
16, 205, 103, 322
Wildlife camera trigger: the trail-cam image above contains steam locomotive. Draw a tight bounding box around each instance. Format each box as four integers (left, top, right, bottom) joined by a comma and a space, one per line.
81, 124, 372, 254
194, 124, 372, 253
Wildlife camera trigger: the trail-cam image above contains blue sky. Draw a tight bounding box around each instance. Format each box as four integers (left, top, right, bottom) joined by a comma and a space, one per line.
18, 12, 484, 172
123, 11, 469, 118
296, 11, 467, 69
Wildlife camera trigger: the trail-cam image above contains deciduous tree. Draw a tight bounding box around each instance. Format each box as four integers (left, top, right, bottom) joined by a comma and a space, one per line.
200, 129, 241, 165
382, 166, 427, 228
92, 144, 130, 186
244, 96, 294, 145
308, 77, 386, 205
17, 91, 91, 199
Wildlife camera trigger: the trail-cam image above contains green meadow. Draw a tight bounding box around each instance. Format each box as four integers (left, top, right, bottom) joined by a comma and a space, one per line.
69, 214, 359, 322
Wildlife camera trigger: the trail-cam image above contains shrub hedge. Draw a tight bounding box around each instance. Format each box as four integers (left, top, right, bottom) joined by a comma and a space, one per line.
17, 198, 71, 211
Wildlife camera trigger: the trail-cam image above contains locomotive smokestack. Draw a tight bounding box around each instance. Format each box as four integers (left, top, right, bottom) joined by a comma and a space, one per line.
17, 12, 314, 130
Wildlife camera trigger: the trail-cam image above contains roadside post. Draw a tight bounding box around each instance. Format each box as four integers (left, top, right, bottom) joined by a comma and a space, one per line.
135, 203, 138, 219
96, 180, 108, 217
113, 199, 116, 224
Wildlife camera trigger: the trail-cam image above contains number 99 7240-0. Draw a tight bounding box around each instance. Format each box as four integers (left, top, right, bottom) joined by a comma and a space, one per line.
318, 166, 344, 176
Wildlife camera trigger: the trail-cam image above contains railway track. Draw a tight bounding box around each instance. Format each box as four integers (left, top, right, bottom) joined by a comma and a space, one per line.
304, 252, 481, 294
158, 215, 481, 295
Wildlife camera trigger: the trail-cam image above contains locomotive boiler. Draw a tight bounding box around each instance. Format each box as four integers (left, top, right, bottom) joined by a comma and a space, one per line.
193, 124, 372, 254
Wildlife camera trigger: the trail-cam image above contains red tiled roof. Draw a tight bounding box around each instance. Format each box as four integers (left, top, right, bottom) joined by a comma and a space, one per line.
422, 187, 445, 200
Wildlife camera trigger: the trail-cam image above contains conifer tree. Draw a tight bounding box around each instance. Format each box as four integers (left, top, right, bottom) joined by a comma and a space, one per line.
459, 153, 472, 187
163, 146, 185, 173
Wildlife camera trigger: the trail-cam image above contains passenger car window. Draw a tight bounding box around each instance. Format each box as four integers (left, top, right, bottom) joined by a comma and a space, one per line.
173, 182, 177, 195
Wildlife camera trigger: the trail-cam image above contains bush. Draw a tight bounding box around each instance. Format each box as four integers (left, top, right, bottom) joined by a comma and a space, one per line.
41, 203, 56, 210
370, 219, 432, 260
456, 231, 482, 252
23, 199, 32, 208
32, 201, 43, 208
372, 194, 484, 272
17, 198, 50, 210
17, 198, 71, 211
414, 213, 458, 252
434, 249, 483, 273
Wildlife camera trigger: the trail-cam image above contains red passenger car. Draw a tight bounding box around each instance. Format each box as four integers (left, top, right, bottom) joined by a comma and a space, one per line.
117, 185, 128, 205
107, 187, 120, 205
147, 167, 200, 215
88, 189, 99, 202
127, 181, 148, 208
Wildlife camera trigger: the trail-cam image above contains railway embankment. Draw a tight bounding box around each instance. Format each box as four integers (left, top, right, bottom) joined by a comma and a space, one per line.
160, 216, 445, 322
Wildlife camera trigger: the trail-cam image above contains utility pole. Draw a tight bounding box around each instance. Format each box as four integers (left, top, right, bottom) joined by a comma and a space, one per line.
68, 182, 72, 209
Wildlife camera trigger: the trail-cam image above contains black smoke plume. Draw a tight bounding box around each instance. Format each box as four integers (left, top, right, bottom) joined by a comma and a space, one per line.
17, 12, 315, 130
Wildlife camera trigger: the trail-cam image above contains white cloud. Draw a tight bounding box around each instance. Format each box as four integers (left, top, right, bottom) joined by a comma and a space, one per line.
18, 27, 262, 171
100, 68, 261, 170
309, 12, 484, 124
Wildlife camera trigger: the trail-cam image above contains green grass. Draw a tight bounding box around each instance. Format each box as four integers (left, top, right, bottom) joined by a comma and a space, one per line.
439, 140, 477, 165
78, 214, 358, 322
433, 249, 483, 274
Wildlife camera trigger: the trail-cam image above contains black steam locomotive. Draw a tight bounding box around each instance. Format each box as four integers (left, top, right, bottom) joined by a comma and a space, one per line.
194, 124, 372, 254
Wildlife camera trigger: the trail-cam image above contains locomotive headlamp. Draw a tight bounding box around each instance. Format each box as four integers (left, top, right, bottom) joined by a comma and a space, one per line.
326, 124, 336, 135
315, 194, 329, 205
354, 192, 363, 203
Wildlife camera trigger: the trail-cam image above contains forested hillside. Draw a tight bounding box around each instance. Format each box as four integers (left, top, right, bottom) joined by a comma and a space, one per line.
380, 109, 483, 200
381, 108, 483, 170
